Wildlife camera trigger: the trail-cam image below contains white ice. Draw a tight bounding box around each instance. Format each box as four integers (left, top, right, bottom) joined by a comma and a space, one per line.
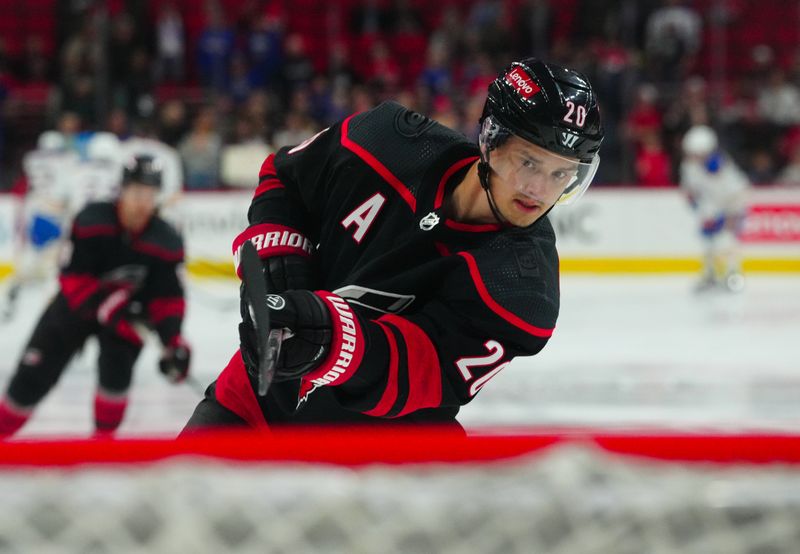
1, 274, 798, 439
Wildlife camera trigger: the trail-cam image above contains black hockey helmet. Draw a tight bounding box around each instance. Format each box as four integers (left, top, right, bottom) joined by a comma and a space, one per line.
481, 58, 603, 164
122, 155, 162, 189
478, 58, 604, 207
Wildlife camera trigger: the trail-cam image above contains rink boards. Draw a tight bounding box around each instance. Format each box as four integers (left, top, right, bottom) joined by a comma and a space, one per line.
1, 187, 799, 277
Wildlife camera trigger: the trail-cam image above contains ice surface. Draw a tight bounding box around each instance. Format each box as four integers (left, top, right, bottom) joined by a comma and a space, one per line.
1, 274, 798, 438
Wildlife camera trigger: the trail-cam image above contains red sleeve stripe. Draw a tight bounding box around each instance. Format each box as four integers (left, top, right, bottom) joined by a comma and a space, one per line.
458, 251, 554, 338
340, 115, 417, 212
258, 154, 277, 179
378, 314, 443, 418
73, 224, 117, 239
254, 155, 285, 198
304, 293, 365, 387
253, 178, 284, 198
231, 223, 314, 279
434, 156, 479, 209
59, 273, 100, 310
362, 320, 400, 417
133, 241, 184, 262
148, 297, 185, 324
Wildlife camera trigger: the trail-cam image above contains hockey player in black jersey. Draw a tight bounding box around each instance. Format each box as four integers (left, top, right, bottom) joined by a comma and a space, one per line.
0, 156, 191, 438
183, 58, 603, 433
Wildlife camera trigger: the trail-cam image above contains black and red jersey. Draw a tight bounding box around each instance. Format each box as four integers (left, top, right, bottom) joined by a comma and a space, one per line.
217, 101, 560, 425
59, 202, 186, 347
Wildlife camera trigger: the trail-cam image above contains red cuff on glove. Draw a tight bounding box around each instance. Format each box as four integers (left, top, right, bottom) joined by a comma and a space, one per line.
302, 292, 365, 387
231, 224, 314, 279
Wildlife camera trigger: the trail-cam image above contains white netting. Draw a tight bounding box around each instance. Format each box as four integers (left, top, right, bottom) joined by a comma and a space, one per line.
1, 445, 800, 554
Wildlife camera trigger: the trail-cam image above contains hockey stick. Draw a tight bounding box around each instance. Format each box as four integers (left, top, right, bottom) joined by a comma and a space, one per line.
238, 241, 283, 396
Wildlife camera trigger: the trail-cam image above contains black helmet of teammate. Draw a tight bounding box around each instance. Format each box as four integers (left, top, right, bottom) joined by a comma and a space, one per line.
122, 155, 162, 189
481, 58, 603, 164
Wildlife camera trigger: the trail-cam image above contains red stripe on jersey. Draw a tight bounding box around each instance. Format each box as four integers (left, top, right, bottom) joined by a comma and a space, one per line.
445, 219, 502, 232
458, 251, 554, 338
59, 273, 101, 311
133, 241, 184, 262
254, 179, 284, 198
231, 223, 314, 278
341, 115, 417, 212
258, 154, 278, 181
73, 224, 117, 239
148, 297, 185, 324
379, 314, 442, 417
434, 156, 479, 208
303, 293, 364, 387
214, 350, 270, 430
362, 320, 400, 417
254, 155, 285, 198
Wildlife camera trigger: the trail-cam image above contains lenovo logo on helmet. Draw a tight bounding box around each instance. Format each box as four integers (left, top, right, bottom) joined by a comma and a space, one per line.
505, 67, 541, 100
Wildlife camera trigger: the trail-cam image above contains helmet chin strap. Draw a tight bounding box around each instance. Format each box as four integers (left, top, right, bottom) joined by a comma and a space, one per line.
478, 152, 510, 226
478, 152, 555, 228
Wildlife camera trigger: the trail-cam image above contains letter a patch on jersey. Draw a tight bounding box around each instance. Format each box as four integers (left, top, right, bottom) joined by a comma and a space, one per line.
341, 193, 386, 244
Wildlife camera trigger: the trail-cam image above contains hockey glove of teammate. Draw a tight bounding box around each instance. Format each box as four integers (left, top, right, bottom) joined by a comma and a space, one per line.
239, 290, 332, 382
159, 335, 191, 384
75, 264, 148, 322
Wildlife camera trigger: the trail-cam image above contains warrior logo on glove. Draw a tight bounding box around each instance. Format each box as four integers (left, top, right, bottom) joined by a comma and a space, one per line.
266, 295, 286, 310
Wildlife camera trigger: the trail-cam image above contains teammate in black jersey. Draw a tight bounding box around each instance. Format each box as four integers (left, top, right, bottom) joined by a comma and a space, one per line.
0, 156, 191, 438
183, 57, 603, 433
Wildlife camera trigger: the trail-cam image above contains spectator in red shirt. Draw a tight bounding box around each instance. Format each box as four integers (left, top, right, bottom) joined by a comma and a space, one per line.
625, 83, 663, 148
635, 130, 673, 187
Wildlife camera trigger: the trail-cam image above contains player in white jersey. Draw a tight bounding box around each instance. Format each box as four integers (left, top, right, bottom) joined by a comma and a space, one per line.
2, 132, 79, 320
67, 132, 124, 214
680, 125, 750, 292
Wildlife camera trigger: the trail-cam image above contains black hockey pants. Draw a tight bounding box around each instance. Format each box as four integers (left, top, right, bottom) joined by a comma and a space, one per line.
5, 293, 142, 408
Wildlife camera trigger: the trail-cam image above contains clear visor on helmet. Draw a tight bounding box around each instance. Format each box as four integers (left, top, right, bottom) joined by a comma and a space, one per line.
552, 152, 599, 205
480, 117, 600, 206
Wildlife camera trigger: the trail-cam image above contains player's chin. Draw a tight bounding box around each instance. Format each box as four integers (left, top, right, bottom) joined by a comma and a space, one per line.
509, 199, 544, 226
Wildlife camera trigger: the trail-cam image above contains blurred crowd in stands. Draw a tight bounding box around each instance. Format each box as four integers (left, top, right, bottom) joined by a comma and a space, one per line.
1, 0, 800, 190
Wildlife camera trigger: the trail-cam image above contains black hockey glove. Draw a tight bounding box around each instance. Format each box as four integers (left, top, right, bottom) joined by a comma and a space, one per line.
76, 264, 148, 322
239, 290, 332, 382
261, 254, 316, 292
159, 336, 191, 384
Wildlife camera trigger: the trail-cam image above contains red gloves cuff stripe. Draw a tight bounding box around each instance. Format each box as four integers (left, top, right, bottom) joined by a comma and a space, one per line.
232, 223, 314, 278
303, 292, 364, 387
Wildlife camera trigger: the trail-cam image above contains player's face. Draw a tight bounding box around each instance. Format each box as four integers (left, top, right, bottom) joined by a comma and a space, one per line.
118, 183, 157, 233
490, 136, 580, 227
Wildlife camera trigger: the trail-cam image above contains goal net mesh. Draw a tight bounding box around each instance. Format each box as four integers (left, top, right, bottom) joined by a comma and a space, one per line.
1, 430, 799, 554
